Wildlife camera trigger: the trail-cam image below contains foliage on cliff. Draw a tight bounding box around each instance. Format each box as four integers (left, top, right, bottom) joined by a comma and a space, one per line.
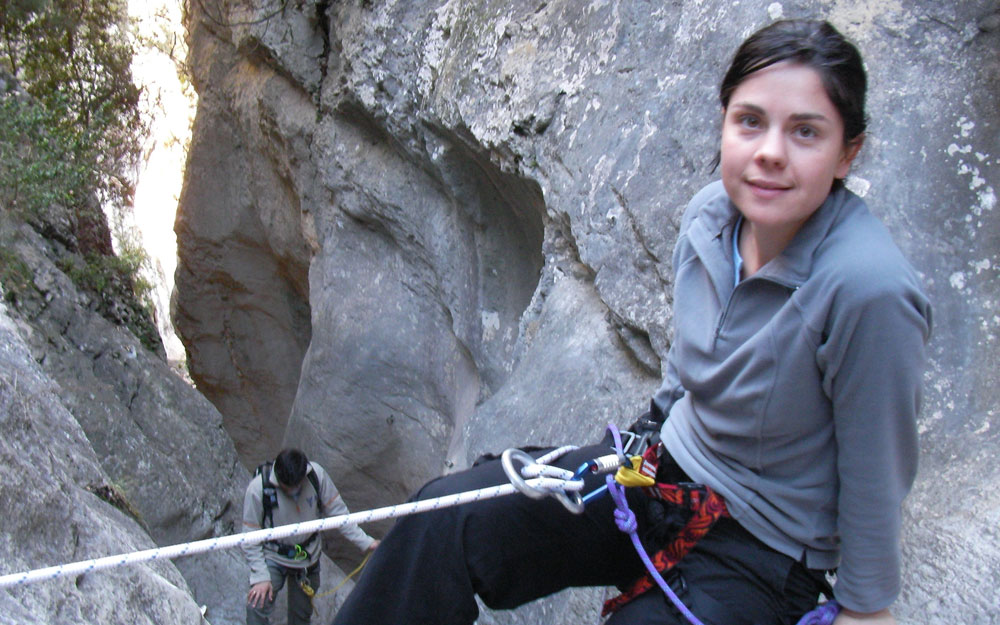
0, 0, 161, 354
1, 0, 142, 222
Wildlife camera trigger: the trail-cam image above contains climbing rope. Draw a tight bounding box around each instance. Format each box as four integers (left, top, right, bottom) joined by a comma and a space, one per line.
796, 600, 841, 624
0, 436, 842, 625
0, 446, 598, 590
301, 549, 373, 614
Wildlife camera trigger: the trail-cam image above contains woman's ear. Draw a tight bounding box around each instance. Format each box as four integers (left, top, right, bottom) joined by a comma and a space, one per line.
835, 134, 865, 179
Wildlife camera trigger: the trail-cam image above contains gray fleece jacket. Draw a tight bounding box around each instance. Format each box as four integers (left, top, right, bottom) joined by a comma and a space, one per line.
654, 181, 931, 613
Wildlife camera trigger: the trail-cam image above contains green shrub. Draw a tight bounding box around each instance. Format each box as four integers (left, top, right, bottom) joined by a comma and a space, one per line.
1, 1, 161, 354
0, 95, 91, 219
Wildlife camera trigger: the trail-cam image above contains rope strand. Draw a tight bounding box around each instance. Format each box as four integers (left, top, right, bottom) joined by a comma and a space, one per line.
0, 446, 585, 589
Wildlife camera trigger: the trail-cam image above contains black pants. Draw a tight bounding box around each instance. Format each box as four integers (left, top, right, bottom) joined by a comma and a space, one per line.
332, 443, 823, 625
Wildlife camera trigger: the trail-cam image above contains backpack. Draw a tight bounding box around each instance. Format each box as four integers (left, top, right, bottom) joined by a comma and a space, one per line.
255, 461, 323, 529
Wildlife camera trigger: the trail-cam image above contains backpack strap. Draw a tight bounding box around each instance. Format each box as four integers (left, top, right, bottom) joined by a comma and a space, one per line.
305, 464, 322, 515
257, 462, 278, 529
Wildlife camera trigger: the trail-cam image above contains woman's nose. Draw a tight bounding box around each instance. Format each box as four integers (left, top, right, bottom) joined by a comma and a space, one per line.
754, 129, 787, 168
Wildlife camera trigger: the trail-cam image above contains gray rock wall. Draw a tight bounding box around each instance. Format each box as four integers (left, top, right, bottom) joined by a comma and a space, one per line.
0, 213, 251, 624
0, 268, 205, 624
173, 38, 316, 463
1, 210, 364, 623
175, 1, 1000, 622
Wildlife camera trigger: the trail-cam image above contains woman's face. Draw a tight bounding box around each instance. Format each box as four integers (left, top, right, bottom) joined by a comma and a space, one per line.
720, 61, 861, 240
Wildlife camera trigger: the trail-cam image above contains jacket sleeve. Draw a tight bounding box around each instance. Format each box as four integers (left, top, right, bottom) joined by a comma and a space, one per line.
818, 271, 932, 611
652, 184, 715, 421
651, 339, 684, 421
241, 476, 271, 586
314, 464, 375, 552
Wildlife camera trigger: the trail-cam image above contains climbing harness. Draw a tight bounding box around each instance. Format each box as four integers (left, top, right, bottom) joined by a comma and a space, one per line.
599, 423, 840, 625
600, 423, 725, 624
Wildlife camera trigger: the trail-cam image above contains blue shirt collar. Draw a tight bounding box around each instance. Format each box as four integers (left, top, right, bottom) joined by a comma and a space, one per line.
733, 214, 744, 287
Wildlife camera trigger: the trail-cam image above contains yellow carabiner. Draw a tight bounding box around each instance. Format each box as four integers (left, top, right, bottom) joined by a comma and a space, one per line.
299, 577, 315, 598
614, 456, 655, 488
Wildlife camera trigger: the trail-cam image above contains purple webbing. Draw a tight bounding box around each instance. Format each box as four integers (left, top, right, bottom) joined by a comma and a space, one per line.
795, 601, 841, 625
605, 424, 708, 625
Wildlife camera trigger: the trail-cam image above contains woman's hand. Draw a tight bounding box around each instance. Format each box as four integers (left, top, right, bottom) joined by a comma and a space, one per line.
833, 607, 896, 625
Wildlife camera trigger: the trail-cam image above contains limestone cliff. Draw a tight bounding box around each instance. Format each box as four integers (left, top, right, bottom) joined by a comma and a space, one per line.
0, 202, 363, 623
0, 213, 240, 622
174, 1, 1000, 623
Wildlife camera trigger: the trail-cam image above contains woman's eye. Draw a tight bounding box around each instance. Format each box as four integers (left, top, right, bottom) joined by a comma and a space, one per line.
795, 125, 817, 139
738, 115, 760, 129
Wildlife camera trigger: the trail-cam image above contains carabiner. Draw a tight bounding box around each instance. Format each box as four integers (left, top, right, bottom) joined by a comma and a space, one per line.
501, 448, 585, 514
293, 544, 308, 561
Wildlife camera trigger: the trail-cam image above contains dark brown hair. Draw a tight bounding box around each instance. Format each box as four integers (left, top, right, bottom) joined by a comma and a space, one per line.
274, 448, 309, 487
720, 19, 868, 144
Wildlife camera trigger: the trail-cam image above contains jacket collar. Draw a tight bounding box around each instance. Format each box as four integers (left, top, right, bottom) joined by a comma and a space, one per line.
687, 184, 853, 301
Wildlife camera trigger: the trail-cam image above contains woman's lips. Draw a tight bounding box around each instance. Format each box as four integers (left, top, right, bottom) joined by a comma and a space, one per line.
746, 178, 791, 198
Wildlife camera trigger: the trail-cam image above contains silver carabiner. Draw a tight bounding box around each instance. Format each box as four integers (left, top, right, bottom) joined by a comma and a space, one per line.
501, 449, 586, 514
501, 449, 548, 500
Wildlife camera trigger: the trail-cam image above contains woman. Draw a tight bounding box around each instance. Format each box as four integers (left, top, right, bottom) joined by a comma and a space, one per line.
333, 19, 931, 625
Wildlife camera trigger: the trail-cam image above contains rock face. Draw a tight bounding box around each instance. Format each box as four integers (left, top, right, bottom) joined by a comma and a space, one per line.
0, 301, 199, 625
0, 212, 249, 623
0, 229, 214, 621
175, 1, 1000, 623
1, 211, 363, 623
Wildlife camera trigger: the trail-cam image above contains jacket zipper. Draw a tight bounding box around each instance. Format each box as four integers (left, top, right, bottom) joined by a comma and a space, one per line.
714, 277, 799, 346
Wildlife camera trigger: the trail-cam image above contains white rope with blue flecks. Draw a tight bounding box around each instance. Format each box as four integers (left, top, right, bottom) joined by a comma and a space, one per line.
0, 446, 591, 589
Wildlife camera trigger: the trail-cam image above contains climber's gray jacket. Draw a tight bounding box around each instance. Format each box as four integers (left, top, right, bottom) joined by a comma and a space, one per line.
242, 461, 375, 586
654, 181, 932, 613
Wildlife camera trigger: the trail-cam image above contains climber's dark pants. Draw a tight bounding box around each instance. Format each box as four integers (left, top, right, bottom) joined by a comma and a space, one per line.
331, 442, 823, 625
